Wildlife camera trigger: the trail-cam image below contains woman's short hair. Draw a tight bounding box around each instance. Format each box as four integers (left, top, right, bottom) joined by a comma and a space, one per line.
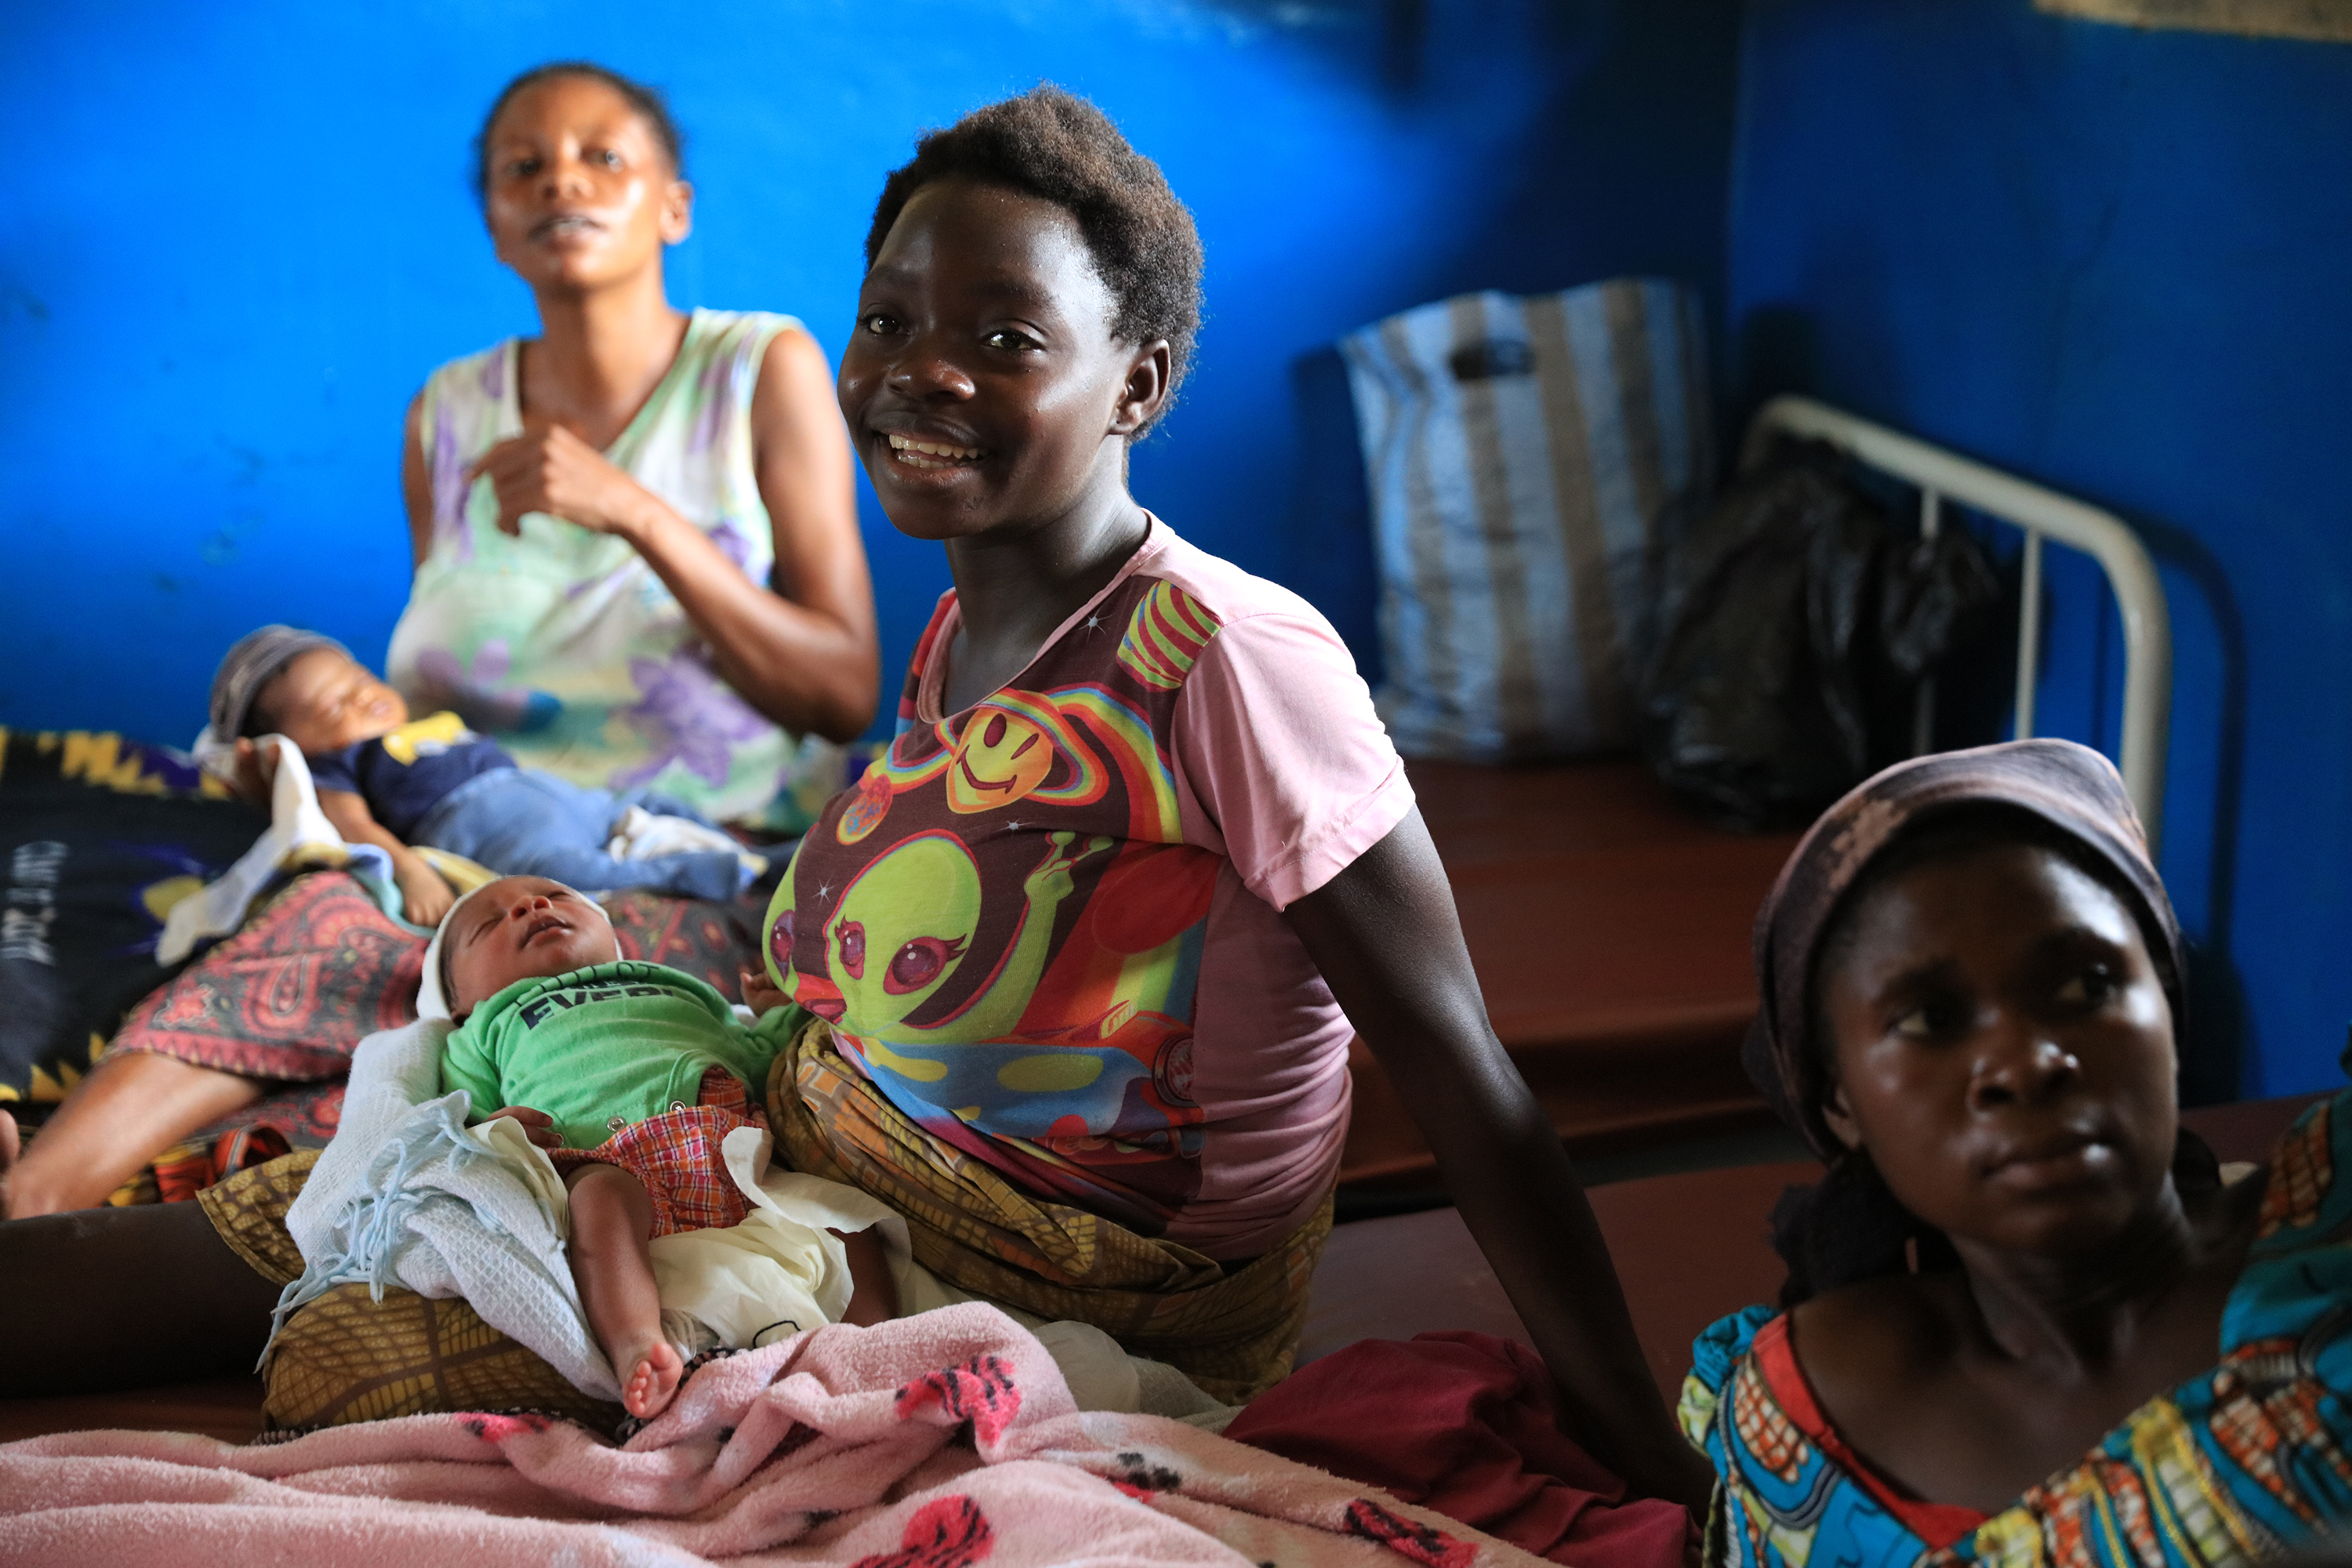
472, 62, 685, 202
862, 85, 1205, 434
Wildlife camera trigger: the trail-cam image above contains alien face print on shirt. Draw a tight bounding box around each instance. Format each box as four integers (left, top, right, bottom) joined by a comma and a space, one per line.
768, 575, 1227, 1233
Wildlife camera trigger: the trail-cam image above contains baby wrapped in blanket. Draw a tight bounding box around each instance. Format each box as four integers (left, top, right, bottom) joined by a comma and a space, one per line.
426, 874, 895, 1417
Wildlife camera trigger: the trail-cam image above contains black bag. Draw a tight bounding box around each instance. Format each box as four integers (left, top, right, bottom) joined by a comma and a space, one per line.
1639, 441, 2001, 829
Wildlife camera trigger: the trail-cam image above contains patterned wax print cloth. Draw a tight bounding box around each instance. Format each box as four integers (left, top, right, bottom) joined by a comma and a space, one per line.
387, 309, 843, 826
767, 519, 1412, 1263
1679, 1087, 2352, 1568
770, 1015, 1334, 1404
1340, 278, 1712, 761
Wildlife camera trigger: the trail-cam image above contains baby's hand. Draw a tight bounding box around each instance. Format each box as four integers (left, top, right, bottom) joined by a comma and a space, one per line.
227, 737, 280, 804
396, 858, 457, 927
483, 1106, 562, 1150
739, 966, 789, 1015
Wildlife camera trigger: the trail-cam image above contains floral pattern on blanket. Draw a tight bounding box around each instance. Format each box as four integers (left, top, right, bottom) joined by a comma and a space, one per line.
0, 1303, 1552, 1568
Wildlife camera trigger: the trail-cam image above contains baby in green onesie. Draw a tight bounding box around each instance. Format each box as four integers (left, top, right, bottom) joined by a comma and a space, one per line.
439, 875, 894, 1418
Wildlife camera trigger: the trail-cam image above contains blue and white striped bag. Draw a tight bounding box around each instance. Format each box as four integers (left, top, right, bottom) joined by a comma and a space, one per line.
1340, 280, 1712, 760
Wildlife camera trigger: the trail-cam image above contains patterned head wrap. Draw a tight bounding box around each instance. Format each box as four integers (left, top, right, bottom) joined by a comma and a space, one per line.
209, 625, 351, 742
1743, 739, 2182, 1160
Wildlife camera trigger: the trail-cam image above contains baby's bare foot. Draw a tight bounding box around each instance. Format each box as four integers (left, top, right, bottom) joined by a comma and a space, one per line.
619, 1338, 684, 1420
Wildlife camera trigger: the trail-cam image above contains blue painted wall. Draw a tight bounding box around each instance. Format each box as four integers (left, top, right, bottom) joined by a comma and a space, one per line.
13, 0, 2338, 1098
1726, 0, 2352, 1097
0, 0, 1740, 753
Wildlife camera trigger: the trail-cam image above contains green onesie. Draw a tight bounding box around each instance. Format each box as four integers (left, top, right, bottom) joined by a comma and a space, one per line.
440, 960, 800, 1150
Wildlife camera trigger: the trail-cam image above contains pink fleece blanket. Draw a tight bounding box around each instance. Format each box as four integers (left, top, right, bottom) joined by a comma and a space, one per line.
0, 1304, 1551, 1566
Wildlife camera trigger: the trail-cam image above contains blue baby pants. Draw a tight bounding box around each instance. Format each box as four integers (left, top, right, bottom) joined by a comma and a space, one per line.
411, 769, 743, 902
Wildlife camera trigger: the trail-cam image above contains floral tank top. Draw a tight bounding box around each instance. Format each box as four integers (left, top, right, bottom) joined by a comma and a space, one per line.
387, 309, 837, 826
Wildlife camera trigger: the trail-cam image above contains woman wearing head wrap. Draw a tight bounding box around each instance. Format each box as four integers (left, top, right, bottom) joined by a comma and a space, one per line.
1680, 739, 2352, 1566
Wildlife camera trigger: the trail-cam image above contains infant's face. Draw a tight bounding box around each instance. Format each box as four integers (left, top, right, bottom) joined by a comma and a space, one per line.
260, 648, 410, 754
445, 877, 623, 1018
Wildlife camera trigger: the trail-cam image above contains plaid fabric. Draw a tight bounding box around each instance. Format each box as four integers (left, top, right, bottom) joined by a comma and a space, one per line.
548, 1065, 763, 1237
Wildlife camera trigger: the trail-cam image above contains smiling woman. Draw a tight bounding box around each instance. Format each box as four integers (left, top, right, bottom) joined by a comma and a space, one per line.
385, 61, 880, 829
750, 85, 1712, 1504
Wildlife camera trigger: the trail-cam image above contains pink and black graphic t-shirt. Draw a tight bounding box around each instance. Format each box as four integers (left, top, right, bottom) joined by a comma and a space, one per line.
772, 521, 1413, 1259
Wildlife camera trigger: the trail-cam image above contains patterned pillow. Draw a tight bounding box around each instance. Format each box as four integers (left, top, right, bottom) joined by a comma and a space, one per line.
0, 730, 265, 1113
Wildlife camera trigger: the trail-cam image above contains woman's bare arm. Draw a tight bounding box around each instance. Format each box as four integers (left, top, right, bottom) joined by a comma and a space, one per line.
742, 326, 880, 739
462, 328, 880, 742
403, 390, 434, 572
1283, 809, 1715, 1512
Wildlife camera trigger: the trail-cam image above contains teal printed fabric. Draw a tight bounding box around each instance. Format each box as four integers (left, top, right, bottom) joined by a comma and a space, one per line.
1680, 1087, 2352, 1568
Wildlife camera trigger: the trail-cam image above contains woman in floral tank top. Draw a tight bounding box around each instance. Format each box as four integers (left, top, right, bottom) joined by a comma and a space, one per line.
387, 64, 878, 827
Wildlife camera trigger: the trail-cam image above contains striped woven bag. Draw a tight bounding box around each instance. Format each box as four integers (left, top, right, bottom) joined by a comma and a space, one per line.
1340, 279, 1712, 760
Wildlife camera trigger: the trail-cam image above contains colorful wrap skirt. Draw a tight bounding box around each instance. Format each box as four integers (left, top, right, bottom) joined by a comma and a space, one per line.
766, 1017, 1331, 1405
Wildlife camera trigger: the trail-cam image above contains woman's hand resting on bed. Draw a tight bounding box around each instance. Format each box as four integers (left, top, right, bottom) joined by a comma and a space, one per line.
481, 1106, 564, 1150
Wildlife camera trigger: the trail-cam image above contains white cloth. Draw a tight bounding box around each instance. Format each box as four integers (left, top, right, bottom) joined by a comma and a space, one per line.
649, 1134, 902, 1350
273, 1014, 906, 1401
605, 804, 768, 878
159, 738, 397, 964
274, 1018, 622, 1396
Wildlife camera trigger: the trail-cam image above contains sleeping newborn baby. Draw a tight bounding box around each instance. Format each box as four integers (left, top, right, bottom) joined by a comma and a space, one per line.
437, 874, 895, 1417
210, 625, 760, 926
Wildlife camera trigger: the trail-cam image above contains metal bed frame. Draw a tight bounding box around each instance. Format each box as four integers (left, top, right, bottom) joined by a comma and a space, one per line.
1740, 395, 2172, 848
